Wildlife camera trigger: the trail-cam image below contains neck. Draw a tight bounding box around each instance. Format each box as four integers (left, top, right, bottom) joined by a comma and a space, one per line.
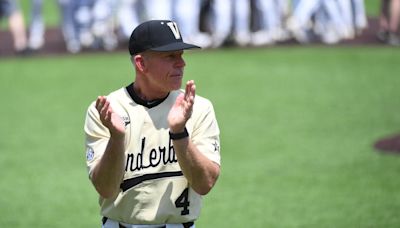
127, 83, 169, 108
133, 80, 168, 101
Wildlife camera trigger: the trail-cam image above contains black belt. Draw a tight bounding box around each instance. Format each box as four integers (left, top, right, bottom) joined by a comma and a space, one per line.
102, 217, 194, 228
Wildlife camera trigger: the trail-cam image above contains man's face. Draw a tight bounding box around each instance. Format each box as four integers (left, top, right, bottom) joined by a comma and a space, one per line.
143, 50, 186, 93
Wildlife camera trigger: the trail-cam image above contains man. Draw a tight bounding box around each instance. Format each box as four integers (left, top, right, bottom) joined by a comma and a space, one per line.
173, 0, 212, 48
58, 0, 81, 53
28, 0, 45, 50
84, 20, 221, 228
252, 0, 290, 46
0, 0, 29, 54
377, 0, 400, 46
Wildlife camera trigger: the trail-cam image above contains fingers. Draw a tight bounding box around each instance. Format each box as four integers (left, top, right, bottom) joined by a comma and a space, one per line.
96, 96, 106, 111
96, 96, 113, 122
183, 80, 196, 119
95, 96, 126, 137
95, 96, 102, 110
185, 80, 196, 102
184, 80, 192, 98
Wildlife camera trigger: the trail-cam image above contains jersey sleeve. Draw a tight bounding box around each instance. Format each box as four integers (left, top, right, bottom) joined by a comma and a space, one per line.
84, 102, 110, 178
190, 99, 221, 165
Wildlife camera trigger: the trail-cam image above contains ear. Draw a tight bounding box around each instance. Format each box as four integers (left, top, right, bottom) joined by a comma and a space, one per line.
133, 55, 146, 73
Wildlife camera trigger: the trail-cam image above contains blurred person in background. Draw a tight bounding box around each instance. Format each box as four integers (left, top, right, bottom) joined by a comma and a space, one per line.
179, 0, 243, 48
287, 0, 357, 44
315, 0, 349, 44
91, 0, 119, 51
116, 0, 172, 43
28, 0, 45, 50
0, 0, 29, 54
143, 0, 172, 20
208, 0, 232, 48
336, 0, 367, 40
377, 0, 400, 45
173, 0, 213, 48
58, 0, 118, 53
231, 0, 252, 47
286, 0, 321, 44
350, 0, 368, 35
252, 0, 290, 46
117, 0, 141, 42
58, 0, 81, 53
73, 0, 95, 49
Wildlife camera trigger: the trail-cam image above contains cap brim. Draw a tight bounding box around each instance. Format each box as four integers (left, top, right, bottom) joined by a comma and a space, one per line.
150, 42, 200, 52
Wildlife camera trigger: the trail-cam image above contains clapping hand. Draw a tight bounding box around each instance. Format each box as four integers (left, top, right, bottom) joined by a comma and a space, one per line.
96, 96, 125, 138
168, 80, 196, 133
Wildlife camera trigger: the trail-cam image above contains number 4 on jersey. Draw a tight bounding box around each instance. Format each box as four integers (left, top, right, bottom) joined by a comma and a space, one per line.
175, 188, 190, 215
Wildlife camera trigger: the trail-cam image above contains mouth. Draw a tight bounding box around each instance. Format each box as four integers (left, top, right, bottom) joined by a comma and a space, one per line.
170, 73, 183, 78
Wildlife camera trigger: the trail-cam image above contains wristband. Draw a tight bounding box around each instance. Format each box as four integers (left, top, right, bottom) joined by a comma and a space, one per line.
169, 128, 189, 140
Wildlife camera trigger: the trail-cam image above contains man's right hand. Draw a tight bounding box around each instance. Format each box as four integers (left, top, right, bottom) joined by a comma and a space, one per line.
95, 96, 125, 138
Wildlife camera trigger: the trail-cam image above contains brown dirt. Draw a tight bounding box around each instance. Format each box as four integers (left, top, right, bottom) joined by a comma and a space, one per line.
374, 134, 400, 154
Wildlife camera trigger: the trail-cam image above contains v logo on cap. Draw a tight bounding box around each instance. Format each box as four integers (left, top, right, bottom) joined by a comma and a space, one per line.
128, 20, 200, 55
166, 22, 181, 40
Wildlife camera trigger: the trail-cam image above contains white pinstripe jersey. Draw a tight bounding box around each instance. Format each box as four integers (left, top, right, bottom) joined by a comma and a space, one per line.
84, 84, 221, 225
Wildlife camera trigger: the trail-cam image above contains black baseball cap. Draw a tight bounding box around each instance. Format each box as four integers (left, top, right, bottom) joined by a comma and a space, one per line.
129, 20, 200, 55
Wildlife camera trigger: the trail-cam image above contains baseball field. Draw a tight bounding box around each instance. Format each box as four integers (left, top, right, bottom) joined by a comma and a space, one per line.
1, 1, 400, 227
1, 45, 400, 227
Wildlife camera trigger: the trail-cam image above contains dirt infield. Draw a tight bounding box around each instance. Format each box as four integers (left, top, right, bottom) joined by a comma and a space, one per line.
0, 17, 389, 58
374, 134, 400, 154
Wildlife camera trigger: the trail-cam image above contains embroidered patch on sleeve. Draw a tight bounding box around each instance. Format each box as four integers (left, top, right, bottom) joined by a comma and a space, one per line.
123, 116, 131, 127
86, 147, 95, 161
212, 140, 220, 152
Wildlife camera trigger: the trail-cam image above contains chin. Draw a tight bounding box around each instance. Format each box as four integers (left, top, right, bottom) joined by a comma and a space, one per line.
171, 80, 183, 90
172, 84, 182, 91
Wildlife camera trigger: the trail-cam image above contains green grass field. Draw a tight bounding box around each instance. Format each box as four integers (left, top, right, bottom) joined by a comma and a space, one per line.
1, 46, 400, 227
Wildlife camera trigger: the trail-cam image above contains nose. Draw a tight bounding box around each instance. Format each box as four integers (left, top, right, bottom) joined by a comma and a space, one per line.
176, 56, 186, 68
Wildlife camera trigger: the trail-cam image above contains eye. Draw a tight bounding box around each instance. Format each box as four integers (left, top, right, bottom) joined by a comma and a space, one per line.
164, 52, 183, 60
167, 54, 178, 60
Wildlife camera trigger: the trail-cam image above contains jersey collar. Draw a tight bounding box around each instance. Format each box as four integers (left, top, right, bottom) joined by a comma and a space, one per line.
126, 83, 169, 108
